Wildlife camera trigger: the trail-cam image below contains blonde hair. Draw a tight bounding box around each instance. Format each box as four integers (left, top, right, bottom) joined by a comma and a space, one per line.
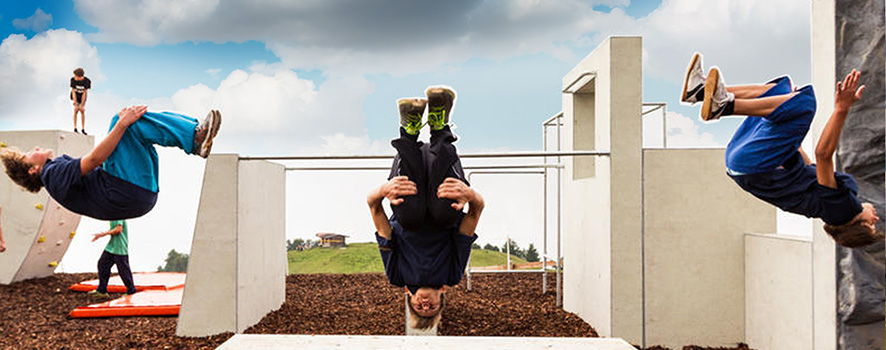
1, 148, 43, 193
406, 292, 445, 330
824, 218, 884, 248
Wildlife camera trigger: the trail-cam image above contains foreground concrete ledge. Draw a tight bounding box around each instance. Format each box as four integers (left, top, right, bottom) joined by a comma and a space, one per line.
215, 334, 635, 350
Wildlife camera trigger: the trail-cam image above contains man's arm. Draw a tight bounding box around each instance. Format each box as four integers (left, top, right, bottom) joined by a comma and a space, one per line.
368, 176, 417, 240
437, 178, 485, 237
91, 224, 123, 242
80, 105, 147, 176
814, 70, 864, 189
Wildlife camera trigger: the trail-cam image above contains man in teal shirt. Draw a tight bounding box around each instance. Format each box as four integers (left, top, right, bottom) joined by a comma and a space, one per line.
88, 220, 136, 296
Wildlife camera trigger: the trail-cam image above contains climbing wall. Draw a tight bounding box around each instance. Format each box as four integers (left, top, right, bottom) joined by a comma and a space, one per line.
0, 130, 93, 284
833, 0, 886, 349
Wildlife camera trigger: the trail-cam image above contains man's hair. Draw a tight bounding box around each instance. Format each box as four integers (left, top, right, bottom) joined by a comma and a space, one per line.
405, 292, 445, 330
0, 149, 43, 193
824, 218, 884, 248
73, 68, 84, 77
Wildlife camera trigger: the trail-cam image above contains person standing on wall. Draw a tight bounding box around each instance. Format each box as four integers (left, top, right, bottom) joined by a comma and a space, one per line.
70, 68, 91, 135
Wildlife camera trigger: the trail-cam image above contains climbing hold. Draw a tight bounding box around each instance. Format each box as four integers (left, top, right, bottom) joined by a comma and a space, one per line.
48, 261, 58, 267
70, 231, 76, 238
37, 236, 46, 243
56, 240, 63, 246
0, 141, 6, 147
35, 203, 43, 210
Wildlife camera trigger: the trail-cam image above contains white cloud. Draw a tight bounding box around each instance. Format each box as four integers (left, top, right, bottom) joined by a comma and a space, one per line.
12, 8, 53, 32
0, 29, 104, 129
205, 68, 221, 78
644, 110, 720, 148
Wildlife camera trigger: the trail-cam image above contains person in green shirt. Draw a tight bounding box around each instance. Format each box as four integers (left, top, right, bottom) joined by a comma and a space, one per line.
88, 220, 135, 296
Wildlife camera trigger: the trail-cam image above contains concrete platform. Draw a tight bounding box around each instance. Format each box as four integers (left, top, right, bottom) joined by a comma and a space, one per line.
215, 334, 635, 350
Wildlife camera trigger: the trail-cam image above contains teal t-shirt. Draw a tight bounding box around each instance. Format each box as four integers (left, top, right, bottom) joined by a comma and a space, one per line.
104, 220, 128, 256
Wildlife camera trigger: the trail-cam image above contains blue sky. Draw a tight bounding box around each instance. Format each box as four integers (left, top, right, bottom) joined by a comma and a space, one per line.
0, 0, 814, 271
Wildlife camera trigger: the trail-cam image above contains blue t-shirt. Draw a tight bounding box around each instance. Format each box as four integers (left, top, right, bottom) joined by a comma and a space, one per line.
41, 155, 158, 220
729, 152, 863, 225
376, 217, 477, 288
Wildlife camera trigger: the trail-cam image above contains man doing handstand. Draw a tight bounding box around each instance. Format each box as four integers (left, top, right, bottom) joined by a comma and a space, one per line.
367, 86, 484, 330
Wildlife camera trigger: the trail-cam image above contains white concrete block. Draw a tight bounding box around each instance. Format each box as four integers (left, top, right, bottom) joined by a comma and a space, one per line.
215, 334, 636, 350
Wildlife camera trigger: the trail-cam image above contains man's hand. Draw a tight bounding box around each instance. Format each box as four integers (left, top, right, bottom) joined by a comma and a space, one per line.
379, 176, 417, 206
118, 105, 147, 127
0, 239, 5, 253
835, 69, 865, 112
91, 232, 104, 242
437, 178, 475, 211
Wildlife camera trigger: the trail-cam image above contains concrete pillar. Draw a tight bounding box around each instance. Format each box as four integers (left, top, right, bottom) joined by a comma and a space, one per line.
561, 36, 644, 344
0, 131, 92, 284
177, 154, 286, 337
811, 1, 885, 349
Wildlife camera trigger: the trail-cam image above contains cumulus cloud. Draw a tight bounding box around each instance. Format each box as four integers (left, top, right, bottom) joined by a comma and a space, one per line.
0, 29, 103, 129
644, 110, 720, 148
12, 8, 53, 32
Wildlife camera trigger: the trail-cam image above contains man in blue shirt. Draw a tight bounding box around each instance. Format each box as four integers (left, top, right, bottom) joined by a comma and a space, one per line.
683, 53, 881, 247
1, 106, 220, 220
367, 86, 485, 330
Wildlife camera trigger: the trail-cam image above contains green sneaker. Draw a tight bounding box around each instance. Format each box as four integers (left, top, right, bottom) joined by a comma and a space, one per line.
425, 86, 455, 130
398, 98, 427, 135
87, 290, 110, 298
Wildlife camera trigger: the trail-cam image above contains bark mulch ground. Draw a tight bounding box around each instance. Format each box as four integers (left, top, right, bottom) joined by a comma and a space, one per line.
0, 272, 753, 350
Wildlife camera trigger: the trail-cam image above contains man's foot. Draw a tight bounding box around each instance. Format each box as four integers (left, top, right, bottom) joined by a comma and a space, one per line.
701, 67, 735, 122
87, 290, 110, 298
81, 129, 87, 135
74, 128, 78, 133
681, 52, 705, 104
425, 86, 455, 130
194, 110, 222, 158
398, 98, 427, 135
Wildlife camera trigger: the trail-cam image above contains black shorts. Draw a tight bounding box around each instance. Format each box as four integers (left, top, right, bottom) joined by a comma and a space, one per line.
72, 92, 84, 104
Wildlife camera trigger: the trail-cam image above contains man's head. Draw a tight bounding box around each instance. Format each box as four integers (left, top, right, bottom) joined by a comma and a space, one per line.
73, 68, 84, 78
0, 147, 52, 193
406, 286, 445, 330
824, 202, 883, 248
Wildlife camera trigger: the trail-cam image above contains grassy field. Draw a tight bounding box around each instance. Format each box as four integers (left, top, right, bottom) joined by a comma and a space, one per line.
287, 242, 528, 274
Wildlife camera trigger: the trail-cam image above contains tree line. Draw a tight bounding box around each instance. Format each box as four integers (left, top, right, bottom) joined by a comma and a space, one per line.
471, 238, 539, 262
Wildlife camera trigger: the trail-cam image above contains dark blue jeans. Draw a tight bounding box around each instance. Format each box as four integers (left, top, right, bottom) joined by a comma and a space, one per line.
97, 251, 136, 294
388, 126, 468, 231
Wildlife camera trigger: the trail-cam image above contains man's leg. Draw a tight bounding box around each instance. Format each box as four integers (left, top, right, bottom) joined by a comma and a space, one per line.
113, 254, 137, 295
426, 126, 467, 228
102, 111, 201, 192
390, 127, 428, 230
425, 86, 466, 227
96, 251, 114, 294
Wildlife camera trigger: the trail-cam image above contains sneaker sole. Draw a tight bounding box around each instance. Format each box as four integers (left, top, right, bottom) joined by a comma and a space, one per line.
701, 68, 719, 121
200, 110, 221, 158
681, 53, 701, 103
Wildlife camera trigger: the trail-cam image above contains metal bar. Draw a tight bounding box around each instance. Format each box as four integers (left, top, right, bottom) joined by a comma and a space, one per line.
241, 150, 610, 161
641, 103, 665, 116
284, 164, 564, 172
556, 113, 562, 307
542, 123, 548, 294
467, 269, 548, 274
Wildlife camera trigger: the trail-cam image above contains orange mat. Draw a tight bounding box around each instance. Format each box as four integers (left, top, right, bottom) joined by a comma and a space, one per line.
69, 287, 183, 318
69, 272, 185, 293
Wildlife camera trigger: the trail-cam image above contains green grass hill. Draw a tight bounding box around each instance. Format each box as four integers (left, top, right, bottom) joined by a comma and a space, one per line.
287, 242, 528, 274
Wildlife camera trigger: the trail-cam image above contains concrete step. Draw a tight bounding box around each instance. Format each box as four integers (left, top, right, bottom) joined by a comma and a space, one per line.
216, 334, 634, 350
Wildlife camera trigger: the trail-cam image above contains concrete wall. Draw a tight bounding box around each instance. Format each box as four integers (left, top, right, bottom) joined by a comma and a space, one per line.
561, 36, 643, 344
0, 131, 92, 284
745, 234, 813, 350
643, 149, 775, 348
177, 154, 286, 337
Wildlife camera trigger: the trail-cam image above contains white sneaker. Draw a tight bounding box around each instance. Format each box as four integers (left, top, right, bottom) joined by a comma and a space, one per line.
681, 52, 705, 104
195, 110, 221, 158
701, 67, 734, 122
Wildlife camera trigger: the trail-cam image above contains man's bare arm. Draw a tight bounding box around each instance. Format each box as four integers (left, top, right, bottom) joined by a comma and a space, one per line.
80, 106, 146, 175
814, 70, 864, 189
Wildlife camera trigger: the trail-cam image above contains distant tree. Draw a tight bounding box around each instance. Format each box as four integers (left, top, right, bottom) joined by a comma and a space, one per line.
525, 243, 540, 262
471, 243, 481, 250
287, 238, 306, 251
158, 249, 189, 272
502, 239, 525, 259
483, 243, 499, 252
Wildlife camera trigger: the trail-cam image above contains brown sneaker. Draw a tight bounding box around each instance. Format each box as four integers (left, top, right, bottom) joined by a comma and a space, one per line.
425, 86, 455, 130
194, 110, 221, 158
